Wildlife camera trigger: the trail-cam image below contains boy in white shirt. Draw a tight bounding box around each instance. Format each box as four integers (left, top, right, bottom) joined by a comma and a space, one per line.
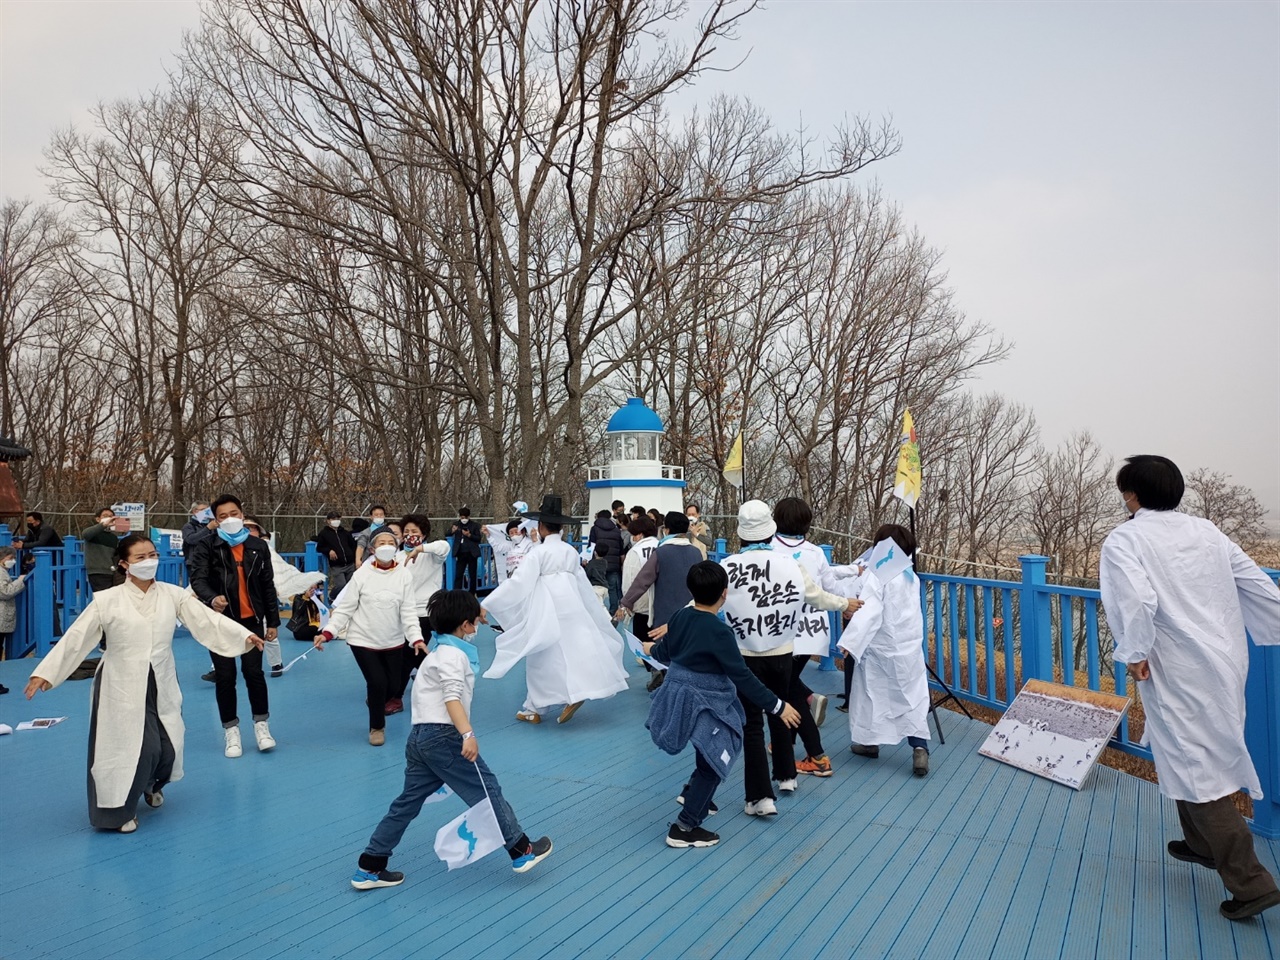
351, 589, 552, 889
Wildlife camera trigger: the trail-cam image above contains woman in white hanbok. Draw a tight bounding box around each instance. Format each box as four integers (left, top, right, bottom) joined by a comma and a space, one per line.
25, 534, 263, 832
838, 524, 931, 777
481, 497, 628, 725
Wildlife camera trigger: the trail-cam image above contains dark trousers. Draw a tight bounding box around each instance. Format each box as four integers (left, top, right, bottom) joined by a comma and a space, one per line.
454, 556, 478, 593
740, 652, 795, 801
1177, 797, 1279, 901
606, 570, 622, 615
87, 573, 115, 595
329, 563, 355, 600
351, 643, 405, 731
678, 749, 722, 830
211, 614, 269, 726
786, 656, 824, 758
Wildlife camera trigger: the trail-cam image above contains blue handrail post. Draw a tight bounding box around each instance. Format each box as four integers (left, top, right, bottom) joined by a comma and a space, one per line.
303, 540, 320, 572
819, 543, 839, 671
444, 536, 456, 591
0, 523, 11, 547
1244, 640, 1280, 839
1019, 555, 1053, 685
31, 550, 55, 657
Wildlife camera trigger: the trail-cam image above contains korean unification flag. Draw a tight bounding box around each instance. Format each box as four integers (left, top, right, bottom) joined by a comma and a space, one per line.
314, 596, 331, 632
434, 797, 505, 870
867, 537, 912, 584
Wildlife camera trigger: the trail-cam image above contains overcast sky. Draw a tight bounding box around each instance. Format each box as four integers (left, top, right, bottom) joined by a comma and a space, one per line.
3, 0, 1277, 524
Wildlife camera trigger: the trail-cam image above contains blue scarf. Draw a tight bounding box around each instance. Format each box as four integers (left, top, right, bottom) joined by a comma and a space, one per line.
217, 527, 250, 546
433, 633, 480, 671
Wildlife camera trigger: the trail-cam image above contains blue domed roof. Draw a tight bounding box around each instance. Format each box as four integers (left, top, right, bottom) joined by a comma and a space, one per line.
606, 397, 664, 433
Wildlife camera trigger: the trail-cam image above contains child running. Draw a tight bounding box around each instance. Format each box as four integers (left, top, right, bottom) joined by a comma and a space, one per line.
644, 562, 801, 849
350, 589, 552, 889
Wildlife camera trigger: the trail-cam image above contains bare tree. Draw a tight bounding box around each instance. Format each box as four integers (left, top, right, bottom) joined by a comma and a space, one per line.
1183, 467, 1267, 552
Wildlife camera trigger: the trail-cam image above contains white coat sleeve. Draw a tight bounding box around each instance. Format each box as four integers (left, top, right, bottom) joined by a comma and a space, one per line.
1098, 534, 1159, 663
837, 575, 884, 660
401, 576, 424, 643
1229, 541, 1280, 646
483, 549, 541, 627
29, 602, 105, 689
325, 569, 363, 638
176, 590, 255, 657
800, 566, 852, 612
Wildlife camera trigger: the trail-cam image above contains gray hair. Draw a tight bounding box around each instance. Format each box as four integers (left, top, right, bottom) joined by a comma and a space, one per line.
0, 546, 16, 561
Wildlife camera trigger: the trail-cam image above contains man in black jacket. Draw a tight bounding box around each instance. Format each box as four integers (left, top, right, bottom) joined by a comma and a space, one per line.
588, 510, 625, 613
450, 507, 482, 593
188, 493, 280, 759
313, 511, 357, 598
15, 512, 62, 550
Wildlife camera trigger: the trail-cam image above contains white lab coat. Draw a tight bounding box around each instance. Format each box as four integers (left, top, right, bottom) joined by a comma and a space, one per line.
771, 536, 861, 657
838, 568, 930, 745
30, 581, 253, 807
482, 533, 628, 710
1099, 508, 1280, 802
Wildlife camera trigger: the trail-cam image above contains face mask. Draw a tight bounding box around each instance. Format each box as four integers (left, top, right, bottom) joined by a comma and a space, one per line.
219, 516, 245, 535
370, 518, 384, 529
403, 535, 422, 548
2, 559, 14, 570
374, 544, 397, 563
328, 519, 342, 529
128, 558, 160, 581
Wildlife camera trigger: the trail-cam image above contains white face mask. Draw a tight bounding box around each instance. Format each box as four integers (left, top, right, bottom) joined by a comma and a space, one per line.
374, 544, 397, 563
128, 558, 160, 581
686, 514, 697, 524
2, 559, 15, 570
328, 519, 341, 528
219, 516, 245, 535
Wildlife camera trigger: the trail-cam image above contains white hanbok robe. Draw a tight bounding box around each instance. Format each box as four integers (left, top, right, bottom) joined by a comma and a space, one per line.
838, 568, 931, 745
30, 581, 254, 807
771, 536, 861, 657
270, 546, 326, 600
482, 533, 628, 710
1099, 508, 1280, 802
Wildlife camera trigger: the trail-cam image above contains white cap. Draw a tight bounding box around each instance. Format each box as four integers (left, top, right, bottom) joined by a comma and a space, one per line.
737, 500, 776, 542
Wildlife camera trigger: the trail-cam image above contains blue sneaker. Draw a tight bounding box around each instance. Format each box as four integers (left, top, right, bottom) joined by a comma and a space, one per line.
511, 836, 553, 873
351, 868, 404, 890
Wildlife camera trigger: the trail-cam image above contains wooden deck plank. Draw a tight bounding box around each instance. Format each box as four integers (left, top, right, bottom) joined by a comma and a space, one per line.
1, 643, 1274, 960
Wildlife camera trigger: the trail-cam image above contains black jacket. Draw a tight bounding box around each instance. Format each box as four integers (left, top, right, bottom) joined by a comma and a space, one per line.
312, 525, 357, 567
181, 517, 215, 558
450, 519, 482, 558
588, 517, 624, 572
188, 534, 281, 628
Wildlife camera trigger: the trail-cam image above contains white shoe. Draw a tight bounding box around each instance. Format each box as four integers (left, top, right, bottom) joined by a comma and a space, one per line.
810, 693, 828, 728
777, 778, 798, 793
744, 798, 778, 816
224, 726, 243, 758
119, 818, 139, 833
254, 720, 276, 752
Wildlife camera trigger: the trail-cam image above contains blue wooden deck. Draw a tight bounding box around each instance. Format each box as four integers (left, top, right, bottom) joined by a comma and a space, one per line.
1, 628, 1276, 960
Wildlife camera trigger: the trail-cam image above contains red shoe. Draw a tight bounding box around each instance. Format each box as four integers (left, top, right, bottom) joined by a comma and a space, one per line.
796, 755, 834, 777
384, 698, 404, 716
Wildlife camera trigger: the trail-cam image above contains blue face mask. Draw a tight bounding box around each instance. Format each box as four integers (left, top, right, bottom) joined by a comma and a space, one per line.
370, 518, 384, 529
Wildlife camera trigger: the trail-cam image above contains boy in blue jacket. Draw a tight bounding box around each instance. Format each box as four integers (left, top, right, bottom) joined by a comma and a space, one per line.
644, 562, 800, 848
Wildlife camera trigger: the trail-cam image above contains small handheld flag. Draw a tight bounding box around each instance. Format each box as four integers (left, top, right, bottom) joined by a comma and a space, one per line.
892, 409, 921, 509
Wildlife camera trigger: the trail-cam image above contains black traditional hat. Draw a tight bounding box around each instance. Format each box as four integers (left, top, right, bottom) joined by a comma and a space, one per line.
0, 437, 32, 463
522, 494, 578, 526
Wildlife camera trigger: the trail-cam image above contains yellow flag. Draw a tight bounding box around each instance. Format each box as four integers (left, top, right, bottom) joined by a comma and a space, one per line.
892, 409, 921, 508
722, 433, 744, 489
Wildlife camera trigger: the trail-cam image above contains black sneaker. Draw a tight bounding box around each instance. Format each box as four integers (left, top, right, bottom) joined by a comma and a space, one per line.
512, 836, 553, 873
271, 664, 284, 678
1167, 840, 1215, 869
675, 786, 717, 815
1220, 889, 1280, 921
351, 868, 404, 890
201, 671, 216, 683
666, 823, 719, 848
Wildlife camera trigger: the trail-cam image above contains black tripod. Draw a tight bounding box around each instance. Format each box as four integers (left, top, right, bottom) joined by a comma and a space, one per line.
926, 661, 971, 745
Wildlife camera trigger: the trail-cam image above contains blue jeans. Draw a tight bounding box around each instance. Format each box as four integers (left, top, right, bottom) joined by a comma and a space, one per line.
361, 723, 524, 868
606, 570, 622, 615
908, 736, 929, 753
678, 749, 721, 830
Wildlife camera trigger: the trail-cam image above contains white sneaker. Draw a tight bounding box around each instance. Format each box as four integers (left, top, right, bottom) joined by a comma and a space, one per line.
254, 720, 276, 752
744, 798, 778, 816
810, 693, 828, 728
777, 778, 798, 793
224, 726, 243, 758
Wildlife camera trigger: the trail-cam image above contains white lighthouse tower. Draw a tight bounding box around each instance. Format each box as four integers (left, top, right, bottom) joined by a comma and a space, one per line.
586, 397, 686, 517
